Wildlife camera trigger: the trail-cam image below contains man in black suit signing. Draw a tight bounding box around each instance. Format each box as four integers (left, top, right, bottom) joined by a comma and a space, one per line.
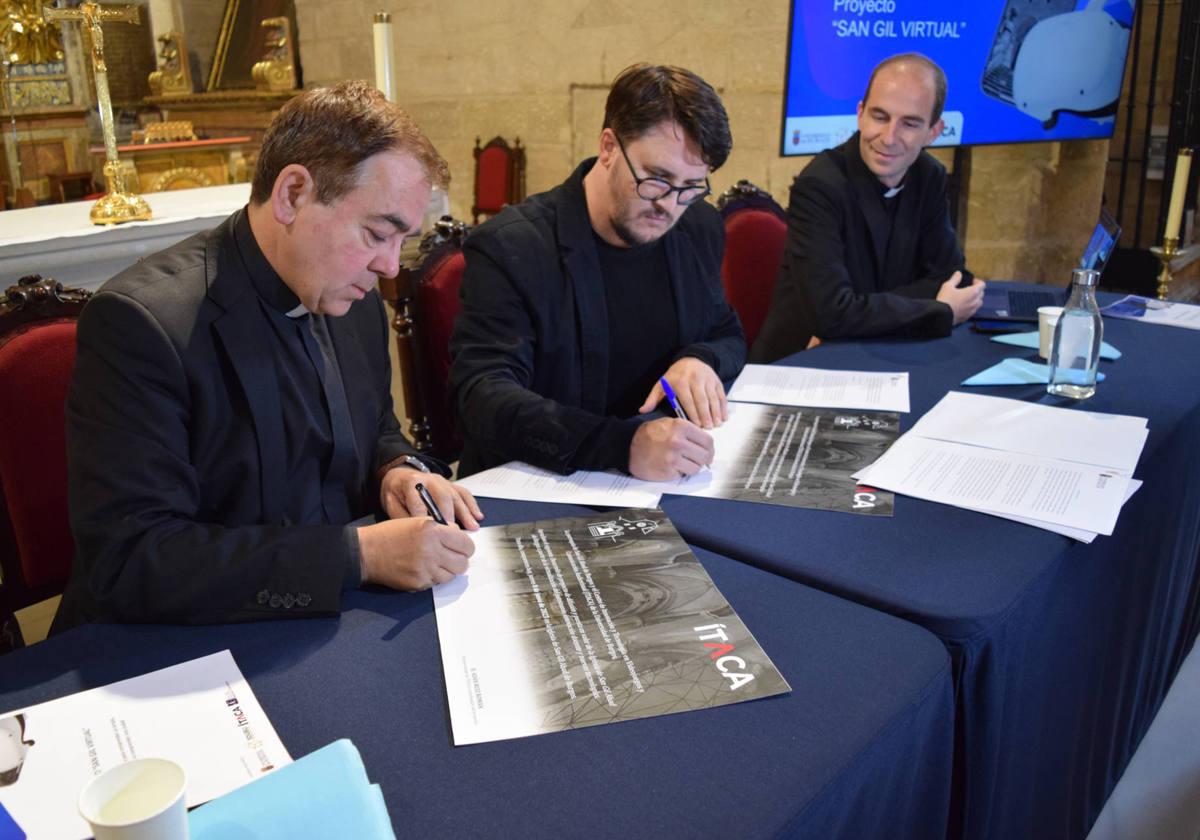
752, 53, 986, 363
54, 81, 481, 631
451, 64, 745, 482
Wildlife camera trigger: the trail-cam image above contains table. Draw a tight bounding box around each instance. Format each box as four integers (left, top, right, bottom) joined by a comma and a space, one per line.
661, 287, 1200, 840
0, 500, 956, 839
0, 183, 451, 293
0, 184, 251, 291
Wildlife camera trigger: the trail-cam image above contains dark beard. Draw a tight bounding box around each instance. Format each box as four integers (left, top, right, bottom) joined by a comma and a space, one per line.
610, 216, 647, 248
611, 211, 671, 248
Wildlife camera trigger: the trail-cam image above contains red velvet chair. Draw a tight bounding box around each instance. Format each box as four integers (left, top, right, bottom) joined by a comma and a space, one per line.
378, 217, 470, 463
0, 275, 91, 651
716, 180, 788, 348
472, 136, 526, 224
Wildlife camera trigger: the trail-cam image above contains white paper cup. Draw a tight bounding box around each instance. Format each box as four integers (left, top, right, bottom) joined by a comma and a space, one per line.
79, 758, 188, 840
1037, 306, 1064, 359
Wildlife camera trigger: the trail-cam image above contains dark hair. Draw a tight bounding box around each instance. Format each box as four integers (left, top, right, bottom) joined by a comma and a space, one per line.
863, 53, 947, 124
603, 64, 732, 170
251, 80, 449, 205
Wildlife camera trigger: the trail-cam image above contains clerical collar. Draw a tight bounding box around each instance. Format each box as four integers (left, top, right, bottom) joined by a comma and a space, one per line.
232, 208, 305, 315
883, 184, 904, 199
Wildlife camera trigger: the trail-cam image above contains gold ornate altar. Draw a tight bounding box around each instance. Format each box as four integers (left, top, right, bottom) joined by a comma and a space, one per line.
89, 132, 254, 194
3, 0, 303, 206
1, 0, 91, 203
143, 0, 301, 146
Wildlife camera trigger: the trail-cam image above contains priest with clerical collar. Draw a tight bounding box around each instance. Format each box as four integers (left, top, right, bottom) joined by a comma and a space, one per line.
752, 53, 987, 363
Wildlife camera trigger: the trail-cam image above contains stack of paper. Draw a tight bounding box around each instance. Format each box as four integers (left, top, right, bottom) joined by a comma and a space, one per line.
189, 740, 394, 839
855, 392, 1148, 542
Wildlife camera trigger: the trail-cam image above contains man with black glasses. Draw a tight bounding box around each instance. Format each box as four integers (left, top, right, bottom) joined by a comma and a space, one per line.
451, 64, 745, 481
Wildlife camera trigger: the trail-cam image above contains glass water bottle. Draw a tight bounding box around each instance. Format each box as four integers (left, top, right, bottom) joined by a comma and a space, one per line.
1047, 268, 1103, 399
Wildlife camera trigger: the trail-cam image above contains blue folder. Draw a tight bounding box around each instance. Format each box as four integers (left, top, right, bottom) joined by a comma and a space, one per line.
189, 740, 394, 839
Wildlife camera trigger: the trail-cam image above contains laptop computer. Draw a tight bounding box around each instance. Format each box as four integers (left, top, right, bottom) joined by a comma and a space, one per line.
974, 208, 1122, 322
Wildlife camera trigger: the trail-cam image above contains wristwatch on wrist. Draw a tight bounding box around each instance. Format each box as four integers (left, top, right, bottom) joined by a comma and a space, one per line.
399, 454, 431, 473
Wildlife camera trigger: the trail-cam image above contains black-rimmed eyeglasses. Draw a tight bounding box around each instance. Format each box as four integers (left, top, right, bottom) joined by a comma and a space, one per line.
616, 136, 711, 206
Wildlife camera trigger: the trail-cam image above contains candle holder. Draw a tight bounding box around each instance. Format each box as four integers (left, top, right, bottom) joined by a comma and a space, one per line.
1150, 236, 1179, 301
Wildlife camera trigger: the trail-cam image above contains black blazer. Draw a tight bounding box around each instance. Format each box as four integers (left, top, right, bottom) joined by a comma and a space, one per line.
54, 211, 426, 631
450, 159, 746, 477
751, 134, 968, 363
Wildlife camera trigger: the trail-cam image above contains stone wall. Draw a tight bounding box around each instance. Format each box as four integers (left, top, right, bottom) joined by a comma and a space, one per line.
291, 0, 1124, 286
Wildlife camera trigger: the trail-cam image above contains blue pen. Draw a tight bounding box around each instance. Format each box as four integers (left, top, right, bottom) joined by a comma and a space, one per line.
659, 377, 689, 422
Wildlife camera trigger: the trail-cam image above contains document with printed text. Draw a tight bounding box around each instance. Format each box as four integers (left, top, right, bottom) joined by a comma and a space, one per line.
0, 651, 290, 840
908, 391, 1148, 473
858, 435, 1132, 536
729, 364, 910, 413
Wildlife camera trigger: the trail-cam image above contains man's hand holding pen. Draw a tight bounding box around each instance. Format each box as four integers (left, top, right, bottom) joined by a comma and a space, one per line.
638, 356, 728, 428
629, 357, 724, 481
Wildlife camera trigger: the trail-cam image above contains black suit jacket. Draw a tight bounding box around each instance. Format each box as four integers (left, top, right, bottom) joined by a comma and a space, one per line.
450, 158, 746, 477
751, 133, 968, 362
54, 210, 429, 631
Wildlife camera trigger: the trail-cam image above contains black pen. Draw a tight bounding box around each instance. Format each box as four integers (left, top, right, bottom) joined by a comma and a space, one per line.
414, 483, 448, 525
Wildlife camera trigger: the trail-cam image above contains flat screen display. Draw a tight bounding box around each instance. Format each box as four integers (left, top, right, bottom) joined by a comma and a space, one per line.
781, 0, 1136, 156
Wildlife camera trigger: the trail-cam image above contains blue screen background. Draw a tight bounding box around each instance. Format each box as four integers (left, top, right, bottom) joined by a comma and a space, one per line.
782, 0, 1136, 155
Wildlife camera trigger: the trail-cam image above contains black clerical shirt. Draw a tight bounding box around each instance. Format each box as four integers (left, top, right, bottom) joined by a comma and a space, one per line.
232, 213, 362, 585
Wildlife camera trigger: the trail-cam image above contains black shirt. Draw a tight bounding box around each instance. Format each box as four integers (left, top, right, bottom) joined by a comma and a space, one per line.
880, 181, 904, 270
593, 232, 679, 418
232, 213, 362, 585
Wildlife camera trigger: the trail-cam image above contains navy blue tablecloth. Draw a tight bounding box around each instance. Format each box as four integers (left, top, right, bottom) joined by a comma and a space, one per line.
0, 500, 955, 839
662, 292, 1200, 840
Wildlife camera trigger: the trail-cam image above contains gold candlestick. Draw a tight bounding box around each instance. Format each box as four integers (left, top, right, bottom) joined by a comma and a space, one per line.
1150, 237, 1179, 301
44, 2, 151, 225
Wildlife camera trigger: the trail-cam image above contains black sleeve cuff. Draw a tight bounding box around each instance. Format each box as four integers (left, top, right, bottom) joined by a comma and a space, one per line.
343, 526, 363, 589
570, 416, 643, 473
673, 345, 720, 371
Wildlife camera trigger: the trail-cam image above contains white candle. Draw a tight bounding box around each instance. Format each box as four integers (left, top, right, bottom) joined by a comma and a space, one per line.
373, 12, 394, 102
1164, 148, 1193, 243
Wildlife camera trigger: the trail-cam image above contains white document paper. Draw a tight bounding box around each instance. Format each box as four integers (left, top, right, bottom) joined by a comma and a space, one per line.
0, 650, 290, 840
859, 435, 1132, 536
729, 364, 911, 413
457, 461, 662, 508
992, 478, 1142, 543
908, 391, 1149, 473
860, 457, 1142, 541
1102, 295, 1200, 330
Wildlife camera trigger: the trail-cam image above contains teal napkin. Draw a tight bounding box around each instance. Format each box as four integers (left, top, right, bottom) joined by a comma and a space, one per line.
990, 331, 1121, 360
962, 357, 1107, 386
189, 740, 394, 839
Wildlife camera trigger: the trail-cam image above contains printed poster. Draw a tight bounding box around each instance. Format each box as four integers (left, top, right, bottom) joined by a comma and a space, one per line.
433, 509, 790, 745
671, 402, 899, 516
